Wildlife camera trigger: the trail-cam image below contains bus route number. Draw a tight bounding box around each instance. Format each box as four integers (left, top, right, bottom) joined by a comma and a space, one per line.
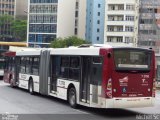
141, 75, 149, 79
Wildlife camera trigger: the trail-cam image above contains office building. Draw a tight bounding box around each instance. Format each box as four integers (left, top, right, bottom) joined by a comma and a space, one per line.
28, 0, 86, 47
86, 0, 105, 44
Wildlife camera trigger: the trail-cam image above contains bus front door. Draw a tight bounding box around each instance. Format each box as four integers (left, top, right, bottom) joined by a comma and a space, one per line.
80, 57, 91, 103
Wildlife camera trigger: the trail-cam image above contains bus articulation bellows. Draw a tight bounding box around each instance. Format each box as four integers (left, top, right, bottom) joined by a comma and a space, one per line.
3, 45, 156, 108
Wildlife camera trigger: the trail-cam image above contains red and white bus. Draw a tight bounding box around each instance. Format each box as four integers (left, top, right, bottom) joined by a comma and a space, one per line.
3, 45, 156, 108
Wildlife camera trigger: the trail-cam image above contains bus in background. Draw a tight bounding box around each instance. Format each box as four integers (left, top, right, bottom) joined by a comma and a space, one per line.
4, 45, 156, 108
3, 51, 16, 86
0, 50, 7, 77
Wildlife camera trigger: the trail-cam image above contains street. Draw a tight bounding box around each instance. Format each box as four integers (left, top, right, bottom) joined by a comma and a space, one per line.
0, 81, 160, 120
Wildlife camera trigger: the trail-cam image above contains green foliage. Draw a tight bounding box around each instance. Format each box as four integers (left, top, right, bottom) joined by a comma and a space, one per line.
50, 36, 89, 48
0, 15, 14, 27
11, 19, 27, 41
0, 15, 27, 41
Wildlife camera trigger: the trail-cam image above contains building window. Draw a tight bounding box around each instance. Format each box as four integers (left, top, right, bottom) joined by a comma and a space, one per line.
108, 16, 114, 21
76, 2, 79, 9
97, 37, 99, 41
117, 37, 123, 42
75, 19, 78, 27
109, 5, 115, 10
74, 28, 78, 35
126, 4, 134, 11
125, 15, 134, 21
118, 5, 124, 10
107, 37, 113, 42
97, 20, 100, 24
117, 26, 123, 32
97, 28, 100, 32
98, 12, 100, 16
75, 11, 78, 17
98, 4, 101, 8
125, 26, 134, 32
125, 37, 133, 43
108, 26, 114, 32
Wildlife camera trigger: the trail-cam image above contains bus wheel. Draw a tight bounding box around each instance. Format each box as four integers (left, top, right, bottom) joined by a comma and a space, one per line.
29, 80, 34, 95
68, 87, 77, 108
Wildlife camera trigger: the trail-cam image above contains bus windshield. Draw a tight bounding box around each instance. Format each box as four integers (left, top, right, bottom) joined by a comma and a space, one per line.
113, 49, 152, 71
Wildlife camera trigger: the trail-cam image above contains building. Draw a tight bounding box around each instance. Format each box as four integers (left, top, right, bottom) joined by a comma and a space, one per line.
86, 0, 105, 44
138, 0, 160, 51
138, 0, 160, 80
104, 0, 139, 47
15, 0, 28, 19
0, 0, 28, 49
27, 0, 86, 48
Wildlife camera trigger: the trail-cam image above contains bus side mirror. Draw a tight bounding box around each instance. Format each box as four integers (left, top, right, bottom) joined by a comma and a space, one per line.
107, 53, 111, 58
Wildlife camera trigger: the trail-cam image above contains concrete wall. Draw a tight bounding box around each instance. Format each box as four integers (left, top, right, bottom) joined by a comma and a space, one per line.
77, 0, 86, 39
15, 0, 28, 19
57, 0, 76, 38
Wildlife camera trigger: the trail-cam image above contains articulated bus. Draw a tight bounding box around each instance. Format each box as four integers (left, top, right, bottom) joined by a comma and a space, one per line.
3, 45, 156, 108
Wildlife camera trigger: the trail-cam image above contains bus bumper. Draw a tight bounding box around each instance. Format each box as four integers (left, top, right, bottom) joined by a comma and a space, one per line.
105, 97, 155, 108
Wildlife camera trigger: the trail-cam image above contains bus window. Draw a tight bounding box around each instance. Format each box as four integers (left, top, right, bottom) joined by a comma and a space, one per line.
91, 57, 103, 85
20, 57, 26, 73
114, 50, 151, 71
60, 56, 69, 78
69, 57, 80, 81
31, 57, 39, 75
26, 57, 31, 74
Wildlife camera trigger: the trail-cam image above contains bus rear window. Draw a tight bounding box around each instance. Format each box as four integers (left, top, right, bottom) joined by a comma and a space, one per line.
113, 49, 151, 71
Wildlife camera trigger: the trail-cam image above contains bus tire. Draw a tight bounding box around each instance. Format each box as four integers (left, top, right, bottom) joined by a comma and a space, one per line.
68, 87, 77, 108
28, 79, 34, 95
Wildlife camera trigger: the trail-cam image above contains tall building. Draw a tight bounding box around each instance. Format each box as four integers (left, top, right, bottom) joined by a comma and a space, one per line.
138, 0, 160, 51
138, 0, 160, 79
86, 0, 105, 44
104, 0, 139, 47
27, 0, 86, 48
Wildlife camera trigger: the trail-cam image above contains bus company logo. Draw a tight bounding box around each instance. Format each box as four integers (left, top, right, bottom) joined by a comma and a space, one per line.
106, 78, 112, 98
107, 78, 112, 90
119, 76, 128, 86
141, 79, 149, 86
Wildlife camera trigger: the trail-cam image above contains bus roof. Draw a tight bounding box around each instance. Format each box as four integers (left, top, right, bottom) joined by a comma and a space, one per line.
15, 44, 153, 56
16, 49, 42, 56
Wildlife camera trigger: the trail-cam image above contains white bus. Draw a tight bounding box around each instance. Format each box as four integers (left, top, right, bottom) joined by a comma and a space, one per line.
4, 46, 156, 108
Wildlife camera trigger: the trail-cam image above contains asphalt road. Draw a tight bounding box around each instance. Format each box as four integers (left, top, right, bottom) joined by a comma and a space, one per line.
0, 81, 160, 120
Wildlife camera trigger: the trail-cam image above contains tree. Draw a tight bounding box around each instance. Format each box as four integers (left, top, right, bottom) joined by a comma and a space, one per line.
0, 15, 13, 27
0, 15, 27, 42
0, 15, 14, 40
11, 19, 27, 41
50, 36, 90, 48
